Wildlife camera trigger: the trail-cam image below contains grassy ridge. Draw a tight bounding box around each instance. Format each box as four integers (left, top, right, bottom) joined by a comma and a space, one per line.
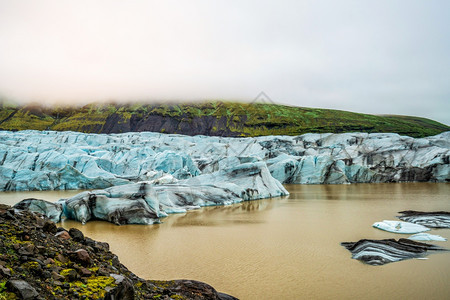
0, 101, 448, 138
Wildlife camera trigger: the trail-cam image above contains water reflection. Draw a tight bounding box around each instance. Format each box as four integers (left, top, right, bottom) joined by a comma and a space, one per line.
162, 195, 289, 227
285, 182, 448, 202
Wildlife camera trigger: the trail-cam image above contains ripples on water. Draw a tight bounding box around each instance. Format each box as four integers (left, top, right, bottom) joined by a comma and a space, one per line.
1, 183, 450, 299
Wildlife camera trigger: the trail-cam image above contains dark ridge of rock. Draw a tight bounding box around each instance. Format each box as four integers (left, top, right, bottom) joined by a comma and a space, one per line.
397, 211, 450, 228
341, 238, 447, 266
0, 205, 238, 299
128, 114, 242, 137
68, 228, 85, 242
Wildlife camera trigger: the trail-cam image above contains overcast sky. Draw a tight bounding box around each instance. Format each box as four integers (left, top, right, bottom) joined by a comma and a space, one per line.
0, 0, 449, 124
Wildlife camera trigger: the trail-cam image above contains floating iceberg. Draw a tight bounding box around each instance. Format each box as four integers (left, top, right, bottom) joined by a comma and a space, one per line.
408, 233, 447, 242
341, 238, 445, 265
372, 220, 430, 234
397, 210, 450, 228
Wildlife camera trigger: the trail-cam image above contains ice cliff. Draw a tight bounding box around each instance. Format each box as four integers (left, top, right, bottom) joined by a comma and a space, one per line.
0, 130, 449, 191
14, 162, 288, 225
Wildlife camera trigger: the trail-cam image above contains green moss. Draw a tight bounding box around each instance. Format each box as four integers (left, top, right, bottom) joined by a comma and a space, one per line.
149, 280, 174, 289
0, 108, 16, 122
60, 268, 74, 276
53, 258, 65, 267
50, 285, 63, 297
0, 291, 17, 300
0, 280, 17, 299
21, 261, 40, 272
0, 110, 53, 131
52, 111, 111, 133
118, 112, 132, 124
69, 276, 116, 299
0, 281, 6, 293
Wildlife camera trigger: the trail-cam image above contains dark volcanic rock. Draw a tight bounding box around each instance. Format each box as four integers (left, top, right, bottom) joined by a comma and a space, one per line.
71, 249, 91, 266
61, 268, 78, 281
68, 227, 85, 242
105, 274, 134, 300
7, 279, 39, 299
0, 265, 11, 277
42, 220, 57, 234
0, 205, 238, 299
123, 114, 243, 137
55, 230, 71, 240
397, 210, 450, 228
170, 280, 239, 300
341, 238, 447, 266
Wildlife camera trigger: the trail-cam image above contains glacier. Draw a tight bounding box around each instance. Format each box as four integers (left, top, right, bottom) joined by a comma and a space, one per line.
0, 130, 449, 191
26, 162, 289, 225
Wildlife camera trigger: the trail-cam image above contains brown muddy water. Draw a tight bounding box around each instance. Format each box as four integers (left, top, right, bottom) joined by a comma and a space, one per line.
1, 183, 450, 299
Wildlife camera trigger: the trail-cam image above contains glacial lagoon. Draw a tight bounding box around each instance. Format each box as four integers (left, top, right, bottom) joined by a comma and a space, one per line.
1, 183, 450, 299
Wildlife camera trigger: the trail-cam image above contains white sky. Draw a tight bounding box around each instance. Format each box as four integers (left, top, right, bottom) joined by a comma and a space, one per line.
0, 0, 449, 124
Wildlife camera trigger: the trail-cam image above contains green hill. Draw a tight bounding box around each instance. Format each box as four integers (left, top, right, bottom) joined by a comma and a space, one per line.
0, 101, 448, 138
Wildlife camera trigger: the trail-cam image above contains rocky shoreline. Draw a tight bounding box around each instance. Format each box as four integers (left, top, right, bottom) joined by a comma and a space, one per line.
0, 204, 237, 300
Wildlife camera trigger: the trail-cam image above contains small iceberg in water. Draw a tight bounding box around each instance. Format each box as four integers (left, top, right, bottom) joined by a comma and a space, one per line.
397, 210, 450, 229
408, 233, 447, 242
372, 220, 430, 234
341, 238, 444, 266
